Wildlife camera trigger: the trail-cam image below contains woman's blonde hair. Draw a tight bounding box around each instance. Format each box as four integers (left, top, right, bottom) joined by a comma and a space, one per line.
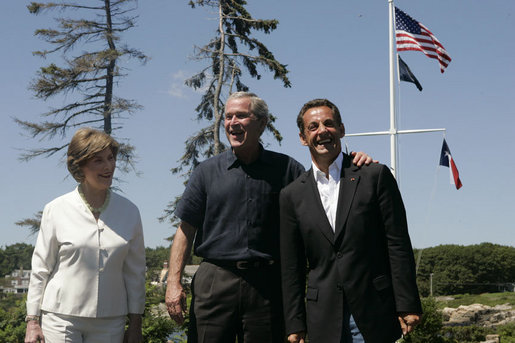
67, 127, 119, 182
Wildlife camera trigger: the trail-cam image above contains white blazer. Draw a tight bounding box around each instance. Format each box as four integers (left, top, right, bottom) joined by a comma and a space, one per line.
26, 187, 146, 318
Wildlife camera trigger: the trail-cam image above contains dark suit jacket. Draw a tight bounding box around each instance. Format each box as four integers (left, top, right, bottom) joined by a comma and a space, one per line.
280, 154, 422, 343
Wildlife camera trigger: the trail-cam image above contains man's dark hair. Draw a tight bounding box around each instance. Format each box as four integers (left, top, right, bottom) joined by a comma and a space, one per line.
296, 98, 343, 133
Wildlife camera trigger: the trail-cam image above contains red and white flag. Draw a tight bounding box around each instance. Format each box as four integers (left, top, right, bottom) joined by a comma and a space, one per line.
439, 139, 462, 190
395, 7, 452, 73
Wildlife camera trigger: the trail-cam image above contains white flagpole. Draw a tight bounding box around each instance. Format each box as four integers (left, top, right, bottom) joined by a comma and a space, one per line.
388, 0, 398, 179
346, 2, 446, 182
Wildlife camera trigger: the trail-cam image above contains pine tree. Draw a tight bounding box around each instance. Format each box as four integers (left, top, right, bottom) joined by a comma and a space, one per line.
16, 0, 147, 173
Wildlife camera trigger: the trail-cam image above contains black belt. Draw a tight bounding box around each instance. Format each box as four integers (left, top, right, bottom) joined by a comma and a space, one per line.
204, 259, 275, 270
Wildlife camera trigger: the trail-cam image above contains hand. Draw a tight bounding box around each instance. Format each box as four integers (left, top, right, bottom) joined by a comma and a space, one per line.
287, 331, 306, 343
25, 320, 45, 343
350, 151, 377, 166
165, 283, 187, 325
398, 313, 421, 336
124, 314, 143, 343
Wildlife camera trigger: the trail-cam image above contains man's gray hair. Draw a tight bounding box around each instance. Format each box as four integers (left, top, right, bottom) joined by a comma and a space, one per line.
227, 91, 269, 123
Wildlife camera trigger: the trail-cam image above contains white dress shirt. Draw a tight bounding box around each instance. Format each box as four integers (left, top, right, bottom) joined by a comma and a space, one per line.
26, 187, 146, 318
312, 153, 343, 231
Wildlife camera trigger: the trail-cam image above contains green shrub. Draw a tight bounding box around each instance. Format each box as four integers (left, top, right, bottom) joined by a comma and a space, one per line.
441, 325, 492, 343
142, 282, 183, 342
496, 322, 515, 343
0, 295, 27, 343
401, 297, 450, 343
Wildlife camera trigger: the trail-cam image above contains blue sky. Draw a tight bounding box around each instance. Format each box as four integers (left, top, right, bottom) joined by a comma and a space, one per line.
1, 0, 514, 250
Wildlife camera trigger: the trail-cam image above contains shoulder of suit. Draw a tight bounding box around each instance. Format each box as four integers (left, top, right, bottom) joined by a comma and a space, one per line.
343, 158, 389, 175
281, 169, 310, 193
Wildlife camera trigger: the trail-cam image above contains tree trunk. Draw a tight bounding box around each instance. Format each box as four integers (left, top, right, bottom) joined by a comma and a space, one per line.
103, 0, 115, 134
212, 2, 226, 155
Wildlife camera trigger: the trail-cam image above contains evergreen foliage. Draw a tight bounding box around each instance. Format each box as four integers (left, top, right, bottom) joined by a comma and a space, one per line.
415, 243, 515, 296
16, 0, 147, 171
401, 297, 447, 343
0, 243, 34, 277
14, 211, 42, 236
0, 295, 26, 343
142, 282, 182, 342
161, 0, 291, 226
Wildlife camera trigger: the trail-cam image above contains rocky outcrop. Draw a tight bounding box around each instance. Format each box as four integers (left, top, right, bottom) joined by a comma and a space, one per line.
442, 303, 515, 327
483, 334, 500, 343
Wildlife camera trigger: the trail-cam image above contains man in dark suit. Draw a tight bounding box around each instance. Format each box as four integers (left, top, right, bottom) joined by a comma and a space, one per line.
280, 99, 422, 343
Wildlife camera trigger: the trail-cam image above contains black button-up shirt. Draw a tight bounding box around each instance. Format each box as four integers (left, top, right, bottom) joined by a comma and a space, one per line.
176, 147, 305, 261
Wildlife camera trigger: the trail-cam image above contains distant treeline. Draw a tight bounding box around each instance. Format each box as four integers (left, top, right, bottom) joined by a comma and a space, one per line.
2, 242, 514, 297
414, 243, 515, 296
0, 243, 173, 279
0, 243, 33, 277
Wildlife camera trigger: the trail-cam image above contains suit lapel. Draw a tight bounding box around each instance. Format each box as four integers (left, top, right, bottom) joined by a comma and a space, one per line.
302, 169, 335, 244
334, 155, 360, 243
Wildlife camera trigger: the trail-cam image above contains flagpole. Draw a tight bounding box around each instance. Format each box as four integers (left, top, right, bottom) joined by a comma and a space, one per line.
346, 3, 447, 183
388, 0, 398, 179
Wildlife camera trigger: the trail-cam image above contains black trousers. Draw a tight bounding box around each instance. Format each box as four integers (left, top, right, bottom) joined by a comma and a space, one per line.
187, 261, 285, 343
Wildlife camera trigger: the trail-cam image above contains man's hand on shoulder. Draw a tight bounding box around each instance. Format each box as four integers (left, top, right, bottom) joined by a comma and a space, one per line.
398, 313, 422, 336
350, 151, 378, 167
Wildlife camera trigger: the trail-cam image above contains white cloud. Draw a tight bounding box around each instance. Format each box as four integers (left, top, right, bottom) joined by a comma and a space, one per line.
166, 69, 214, 98
167, 70, 189, 98
168, 83, 187, 98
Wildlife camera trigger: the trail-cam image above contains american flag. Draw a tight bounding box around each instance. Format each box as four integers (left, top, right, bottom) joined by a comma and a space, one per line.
395, 7, 451, 73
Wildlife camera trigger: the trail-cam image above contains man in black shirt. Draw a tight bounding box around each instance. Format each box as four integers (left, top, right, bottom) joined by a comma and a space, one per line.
165, 92, 372, 343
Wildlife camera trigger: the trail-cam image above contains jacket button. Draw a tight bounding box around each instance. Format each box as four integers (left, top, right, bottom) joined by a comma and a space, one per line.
336, 252, 343, 258
337, 284, 343, 292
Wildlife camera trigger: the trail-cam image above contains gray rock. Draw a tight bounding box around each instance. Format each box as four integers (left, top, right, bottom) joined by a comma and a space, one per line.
442, 303, 515, 327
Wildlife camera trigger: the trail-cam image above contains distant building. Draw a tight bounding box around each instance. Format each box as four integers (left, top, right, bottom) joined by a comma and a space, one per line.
1, 268, 31, 294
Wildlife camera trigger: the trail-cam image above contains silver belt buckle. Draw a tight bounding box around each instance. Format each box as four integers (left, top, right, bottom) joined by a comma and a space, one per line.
236, 261, 249, 269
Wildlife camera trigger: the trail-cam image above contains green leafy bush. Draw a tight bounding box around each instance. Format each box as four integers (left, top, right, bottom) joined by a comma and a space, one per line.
0, 295, 27, 343
441, 325, 491, 342
401, 297, 450, 343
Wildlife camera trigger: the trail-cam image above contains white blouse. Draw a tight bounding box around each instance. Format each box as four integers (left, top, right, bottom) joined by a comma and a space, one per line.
26, 187, 146, 318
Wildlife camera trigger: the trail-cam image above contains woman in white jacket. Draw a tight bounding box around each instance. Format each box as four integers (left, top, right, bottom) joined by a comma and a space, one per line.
24, 128, 146, 343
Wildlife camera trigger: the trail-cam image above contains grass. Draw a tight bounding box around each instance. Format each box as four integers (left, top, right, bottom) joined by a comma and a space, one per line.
435, 292, 515, 309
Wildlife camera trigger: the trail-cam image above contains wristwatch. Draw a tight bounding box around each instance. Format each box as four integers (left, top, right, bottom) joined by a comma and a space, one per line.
25, 315, 40, 322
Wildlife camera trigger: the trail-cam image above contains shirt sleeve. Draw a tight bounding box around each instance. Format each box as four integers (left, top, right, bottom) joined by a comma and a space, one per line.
26, 203, 59, 316
175, 165, 207, 229
123, 207, 146, 314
